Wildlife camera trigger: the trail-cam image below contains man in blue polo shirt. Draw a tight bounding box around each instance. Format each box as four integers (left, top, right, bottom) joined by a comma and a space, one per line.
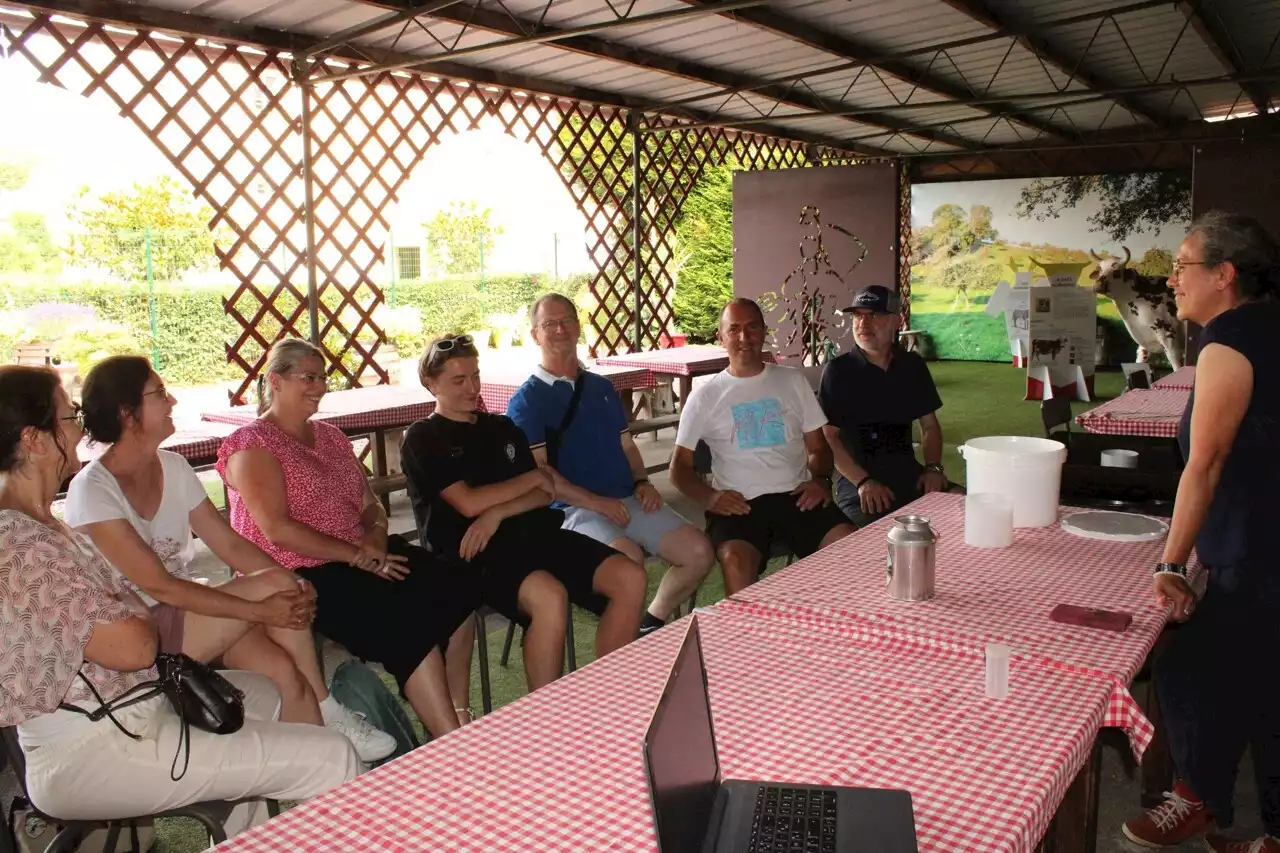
507, 294, 714, 635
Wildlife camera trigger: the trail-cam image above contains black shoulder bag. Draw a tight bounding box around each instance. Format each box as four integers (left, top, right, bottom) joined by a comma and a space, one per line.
60, 653, 245, 781
544, 373, 587, 469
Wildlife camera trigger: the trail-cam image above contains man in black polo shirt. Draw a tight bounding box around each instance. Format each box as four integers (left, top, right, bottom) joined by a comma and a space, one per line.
820, 285, 957, 527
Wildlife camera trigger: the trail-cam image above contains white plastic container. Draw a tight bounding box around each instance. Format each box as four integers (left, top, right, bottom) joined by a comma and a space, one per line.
965, 493, 1014, 548
1100, 448, 1139, 468
985, 643, 1011, 699
959, 436, 1067, 528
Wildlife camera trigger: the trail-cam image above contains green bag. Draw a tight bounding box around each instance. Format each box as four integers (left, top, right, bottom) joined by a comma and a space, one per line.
328, 660, 421, 766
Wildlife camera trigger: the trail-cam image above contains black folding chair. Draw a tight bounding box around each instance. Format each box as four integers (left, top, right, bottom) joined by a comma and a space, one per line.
1041, 396, 1074, 442
1, 726, 279, 853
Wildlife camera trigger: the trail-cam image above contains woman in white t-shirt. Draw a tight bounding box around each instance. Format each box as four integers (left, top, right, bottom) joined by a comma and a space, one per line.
65, 356, 395, 764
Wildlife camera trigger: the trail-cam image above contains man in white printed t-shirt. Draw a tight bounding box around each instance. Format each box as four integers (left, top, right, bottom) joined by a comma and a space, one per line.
670, 299, 854, 595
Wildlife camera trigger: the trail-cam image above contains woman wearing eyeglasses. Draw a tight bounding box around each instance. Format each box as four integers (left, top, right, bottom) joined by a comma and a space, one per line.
1119, 212, 1280, 853
400, 334, 646, 690
64, 355, 396, 763
216, 339, 481, 738
0, 365, 358, 837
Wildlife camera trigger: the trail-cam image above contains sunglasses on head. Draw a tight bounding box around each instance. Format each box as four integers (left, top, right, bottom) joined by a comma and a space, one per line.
427, 334, 476, 360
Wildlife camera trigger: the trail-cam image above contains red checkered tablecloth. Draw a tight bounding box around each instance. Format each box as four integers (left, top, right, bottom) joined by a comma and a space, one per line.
78, 422, 238, 466
214, 606, 1140, 853
595, 344, 787, 378
1152, 366, 1195, 390
203, 385, 439, 433
734, 493, 1180, 689
1074, 388, 1190, 437
477, 364, 656, 415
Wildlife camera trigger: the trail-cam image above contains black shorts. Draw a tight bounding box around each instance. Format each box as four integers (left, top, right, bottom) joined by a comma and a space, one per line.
297, 535, 482, 689
833, 473, 963, 528
471, 518, 619, 624
705, 492, 850, 566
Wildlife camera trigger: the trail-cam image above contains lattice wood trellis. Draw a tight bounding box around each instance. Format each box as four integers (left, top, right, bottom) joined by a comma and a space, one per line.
2, 12, 896, 397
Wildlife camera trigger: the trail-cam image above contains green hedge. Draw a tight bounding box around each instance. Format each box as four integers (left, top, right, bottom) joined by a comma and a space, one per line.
1, 273, 593, 386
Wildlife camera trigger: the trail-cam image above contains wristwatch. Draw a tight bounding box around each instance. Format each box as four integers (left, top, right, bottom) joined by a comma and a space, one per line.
634, 476, 651, 488
924, 462, 945, 474
1155, 562, 1188, 578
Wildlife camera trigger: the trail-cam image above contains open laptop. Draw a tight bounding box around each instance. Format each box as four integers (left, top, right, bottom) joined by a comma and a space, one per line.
643, 616, 919, 853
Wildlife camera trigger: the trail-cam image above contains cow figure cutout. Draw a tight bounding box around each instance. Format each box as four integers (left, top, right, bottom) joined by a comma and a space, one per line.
1089, 247, 1185, 370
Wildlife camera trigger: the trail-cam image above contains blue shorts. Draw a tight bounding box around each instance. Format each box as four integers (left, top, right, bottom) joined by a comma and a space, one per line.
562, 497, 691, 556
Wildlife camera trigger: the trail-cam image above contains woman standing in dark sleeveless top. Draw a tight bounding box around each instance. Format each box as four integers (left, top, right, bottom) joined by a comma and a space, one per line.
1121, 212, 1280, 852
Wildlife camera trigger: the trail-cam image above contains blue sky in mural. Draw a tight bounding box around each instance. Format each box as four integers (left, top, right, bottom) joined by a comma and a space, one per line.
912, 177, 1188, 255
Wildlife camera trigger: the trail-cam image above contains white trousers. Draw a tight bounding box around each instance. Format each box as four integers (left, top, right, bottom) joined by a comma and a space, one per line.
22, 671, 359, 837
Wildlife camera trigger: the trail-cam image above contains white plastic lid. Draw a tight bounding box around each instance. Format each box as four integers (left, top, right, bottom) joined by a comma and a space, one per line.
1059, 510, 1169, 542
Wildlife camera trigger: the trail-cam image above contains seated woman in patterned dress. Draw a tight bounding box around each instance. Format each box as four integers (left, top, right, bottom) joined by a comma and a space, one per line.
217, 338, 482, 735
65, 355, 395, 763
0, 365, 358, 837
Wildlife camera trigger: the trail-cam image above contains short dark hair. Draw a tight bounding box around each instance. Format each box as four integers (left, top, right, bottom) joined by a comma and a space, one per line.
721, 297, 765, 327
418, 333, 480, 385
0, 365, 67, 474
531, 292, 577, 325
1188, 211, 1279, 300
81, 355, 153, 445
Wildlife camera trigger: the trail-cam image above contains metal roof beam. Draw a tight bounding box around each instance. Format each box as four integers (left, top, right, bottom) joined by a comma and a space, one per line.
2, 0, 876, 155
673, 0, 1068, 143
299, 0, 465, 59
349, 0, 978, 151
934, 0, 1169, 128
1177, 0, 1271, 114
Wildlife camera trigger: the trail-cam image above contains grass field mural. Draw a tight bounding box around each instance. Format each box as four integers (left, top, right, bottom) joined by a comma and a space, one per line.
908, 174, 1191, 363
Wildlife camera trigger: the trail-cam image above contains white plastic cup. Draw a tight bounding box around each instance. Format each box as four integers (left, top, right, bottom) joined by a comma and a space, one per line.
985, 643, 1010, 699
1100, 449, 1139, 469
959, 436, 1067, 528
965, 493, 1014, 548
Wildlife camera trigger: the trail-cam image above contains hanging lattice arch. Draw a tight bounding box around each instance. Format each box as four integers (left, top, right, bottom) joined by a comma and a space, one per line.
1, 9, 878, 396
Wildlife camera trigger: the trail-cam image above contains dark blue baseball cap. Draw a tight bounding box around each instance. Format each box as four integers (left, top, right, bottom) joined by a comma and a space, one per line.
839, 285, 900, 315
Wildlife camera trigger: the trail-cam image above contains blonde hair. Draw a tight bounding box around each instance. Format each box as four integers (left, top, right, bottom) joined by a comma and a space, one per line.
257, 338, 325, 414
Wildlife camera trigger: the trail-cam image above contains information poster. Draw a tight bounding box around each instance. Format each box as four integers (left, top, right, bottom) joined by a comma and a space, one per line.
1025, 283, 1097, 401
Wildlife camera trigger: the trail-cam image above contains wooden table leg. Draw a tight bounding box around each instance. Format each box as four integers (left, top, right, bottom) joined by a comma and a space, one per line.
373, 430, 391, 514
1037, 738, 1103, 853
678, 375, 692, 411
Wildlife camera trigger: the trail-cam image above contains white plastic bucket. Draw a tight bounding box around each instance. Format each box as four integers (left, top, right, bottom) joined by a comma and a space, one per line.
959, 436, 1067, 528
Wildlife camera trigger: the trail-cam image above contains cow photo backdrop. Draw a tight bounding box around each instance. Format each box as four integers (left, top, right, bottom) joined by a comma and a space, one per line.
909, 173, 1192, 367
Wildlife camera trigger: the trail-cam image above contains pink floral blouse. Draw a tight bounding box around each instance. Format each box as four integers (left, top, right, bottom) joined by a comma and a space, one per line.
216, 419, 368, 570
0, 510, 157, 726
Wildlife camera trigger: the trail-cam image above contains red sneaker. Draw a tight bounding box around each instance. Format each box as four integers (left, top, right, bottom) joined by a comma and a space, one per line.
1121, 783, 1215, 848
1204, 835, 1280, 853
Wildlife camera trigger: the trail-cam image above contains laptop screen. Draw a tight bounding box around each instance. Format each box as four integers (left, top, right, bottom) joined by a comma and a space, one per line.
644, 619, 721, 853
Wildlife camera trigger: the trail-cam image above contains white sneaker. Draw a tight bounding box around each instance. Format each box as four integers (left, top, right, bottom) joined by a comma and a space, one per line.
326, 705, 397, 763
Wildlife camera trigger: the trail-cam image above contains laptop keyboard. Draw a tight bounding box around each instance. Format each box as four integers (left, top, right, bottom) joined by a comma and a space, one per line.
748, 786, 838, 853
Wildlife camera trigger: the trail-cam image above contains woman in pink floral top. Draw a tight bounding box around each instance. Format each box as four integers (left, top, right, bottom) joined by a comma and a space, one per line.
218, 339, 482, 736
0, 366, 357, 836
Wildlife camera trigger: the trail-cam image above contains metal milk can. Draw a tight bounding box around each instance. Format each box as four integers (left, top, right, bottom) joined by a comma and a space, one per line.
885, 515, 939, 602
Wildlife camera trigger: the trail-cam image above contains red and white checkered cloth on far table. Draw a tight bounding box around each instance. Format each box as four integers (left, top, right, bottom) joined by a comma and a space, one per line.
202, 385, 439, 433
596, 343, 772, 378
214, 606, 1135, 853
733, 494, 1185, 709
477, 363, 656, 415
1152, 365, 1195, 390
1074, 387, 1190, 437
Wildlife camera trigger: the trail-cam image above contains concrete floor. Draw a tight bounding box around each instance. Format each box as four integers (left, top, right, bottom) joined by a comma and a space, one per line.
5, 430, 1264, 851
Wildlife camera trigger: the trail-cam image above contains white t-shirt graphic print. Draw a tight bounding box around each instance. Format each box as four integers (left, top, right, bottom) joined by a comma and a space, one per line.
64, 450, 210, 606
675, 364, 827, 500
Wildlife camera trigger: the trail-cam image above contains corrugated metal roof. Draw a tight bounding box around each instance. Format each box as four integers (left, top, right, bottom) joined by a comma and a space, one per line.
30, 0, 1277, 159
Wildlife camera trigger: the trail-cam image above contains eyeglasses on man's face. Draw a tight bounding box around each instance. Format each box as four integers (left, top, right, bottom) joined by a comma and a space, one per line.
1171, 259, 1208, 279
538, 318, 578, 332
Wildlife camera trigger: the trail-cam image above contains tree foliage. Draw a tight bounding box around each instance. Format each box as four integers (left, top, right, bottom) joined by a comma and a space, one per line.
672, 159, 737, 341
914, 203, 998, 261
0, 212, 61, 273
65, 175, 220, 281
1136, 246, 1174, 277
935, 253, 1005, 308
0, 156, 32, 192
423, 201, 503, 275
1015, 172, 1191, 243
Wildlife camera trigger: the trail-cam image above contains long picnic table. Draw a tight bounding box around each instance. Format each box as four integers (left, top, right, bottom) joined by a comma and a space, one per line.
595, 344, 774, 410
1152, 365, 1195, 390
213, 491, 1173, 853
214, 604, 1134, 853
1074, 388, 1189, 439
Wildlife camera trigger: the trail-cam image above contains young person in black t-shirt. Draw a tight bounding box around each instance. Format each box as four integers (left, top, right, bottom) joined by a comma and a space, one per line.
400, 334, 647, 690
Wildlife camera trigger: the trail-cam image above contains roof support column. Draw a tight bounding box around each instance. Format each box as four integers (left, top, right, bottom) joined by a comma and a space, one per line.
293, 58, 321, 345
629, 111, 644, 352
